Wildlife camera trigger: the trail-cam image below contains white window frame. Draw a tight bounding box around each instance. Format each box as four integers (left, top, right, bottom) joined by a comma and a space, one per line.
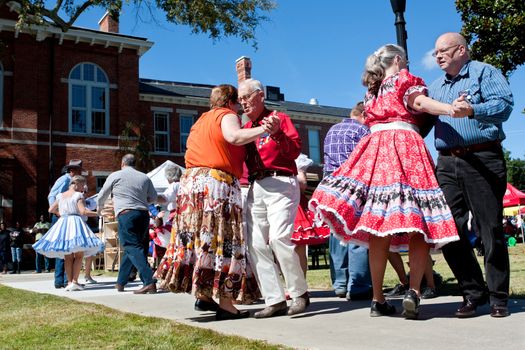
153, 111, 170, 153
68, 62, 110, 135
307, 128, 321, 164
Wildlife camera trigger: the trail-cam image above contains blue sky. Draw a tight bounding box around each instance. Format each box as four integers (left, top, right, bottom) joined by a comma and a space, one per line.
71, 1, 525, 159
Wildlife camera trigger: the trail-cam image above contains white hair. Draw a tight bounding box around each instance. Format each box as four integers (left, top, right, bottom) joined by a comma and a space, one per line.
239, 78, 265, 97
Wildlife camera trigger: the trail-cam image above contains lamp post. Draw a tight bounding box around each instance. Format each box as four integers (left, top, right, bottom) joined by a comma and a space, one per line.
390, 0, 409, 64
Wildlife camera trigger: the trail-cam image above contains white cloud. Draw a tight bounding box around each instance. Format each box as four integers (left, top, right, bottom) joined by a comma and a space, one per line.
421, 49, 438, 70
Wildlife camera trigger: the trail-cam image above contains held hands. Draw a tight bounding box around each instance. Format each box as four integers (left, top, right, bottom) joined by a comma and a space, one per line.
449, 95, 473, 118
261, 112, 281, 135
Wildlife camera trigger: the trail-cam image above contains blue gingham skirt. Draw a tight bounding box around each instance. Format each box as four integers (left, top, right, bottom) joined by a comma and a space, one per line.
33, 215, 104, 258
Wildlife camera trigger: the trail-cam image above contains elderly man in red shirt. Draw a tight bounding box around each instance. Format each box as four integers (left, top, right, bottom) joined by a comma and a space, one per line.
239, 78, 309, 318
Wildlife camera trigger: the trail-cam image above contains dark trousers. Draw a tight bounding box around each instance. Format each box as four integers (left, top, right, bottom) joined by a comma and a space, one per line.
51, 214, 67, 286
436, 149, 510, 306
116, 210, 154, 286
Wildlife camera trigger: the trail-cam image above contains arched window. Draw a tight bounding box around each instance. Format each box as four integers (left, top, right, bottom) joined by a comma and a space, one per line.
68, 63, 109, 135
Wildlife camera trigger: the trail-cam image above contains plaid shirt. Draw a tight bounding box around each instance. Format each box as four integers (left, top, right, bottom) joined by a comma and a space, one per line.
323, 118, 370, 173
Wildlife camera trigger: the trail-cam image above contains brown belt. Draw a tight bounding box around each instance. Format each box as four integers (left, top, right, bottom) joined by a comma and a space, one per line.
118, 209, 147, 217
248, 169, 294, 182
118, 209, 132, 217
439, 141, 501, 157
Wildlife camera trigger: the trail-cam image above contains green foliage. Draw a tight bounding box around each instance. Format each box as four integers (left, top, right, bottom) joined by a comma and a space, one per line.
156, 0, 275, 48
0, 0, 275, 48
117, 121, 156, 173
0, 285, 285, 349
456, 0, 525, 77
504, 149, 525, 190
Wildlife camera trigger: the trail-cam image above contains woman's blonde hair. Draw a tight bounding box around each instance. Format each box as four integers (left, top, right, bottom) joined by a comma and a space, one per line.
209, 84, 238, 109
70, 175, 86, 186
361, 44, 406, 96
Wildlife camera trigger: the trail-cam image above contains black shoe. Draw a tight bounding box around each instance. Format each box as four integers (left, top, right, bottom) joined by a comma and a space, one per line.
402, 289, 420, 319
346, 289, 373, 301
385, 283, 408, 297
128, 272, 137, 282
195, 299, 219, 312
215, 307, 250, 321
490, 305, 510, 318
420, 287, 438, 299
370, 300, 396, 317
55, 284, 65, 289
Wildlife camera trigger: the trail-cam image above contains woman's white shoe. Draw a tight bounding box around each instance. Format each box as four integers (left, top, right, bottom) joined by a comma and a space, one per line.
69, 282, 84, 291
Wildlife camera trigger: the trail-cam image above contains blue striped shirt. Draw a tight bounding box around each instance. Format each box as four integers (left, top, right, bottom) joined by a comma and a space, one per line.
323, 118, 370, 173
428, 60, 513, 150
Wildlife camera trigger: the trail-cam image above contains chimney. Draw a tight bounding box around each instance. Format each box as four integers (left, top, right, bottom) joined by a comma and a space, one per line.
98, 11, 119, 33
236, 56, 252, 84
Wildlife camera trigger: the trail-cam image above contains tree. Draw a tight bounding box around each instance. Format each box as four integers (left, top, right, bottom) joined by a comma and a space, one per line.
504, 149, 525, 190
1, 0, 276, 48
456, 0, 525, 78
117, 121, 155, 173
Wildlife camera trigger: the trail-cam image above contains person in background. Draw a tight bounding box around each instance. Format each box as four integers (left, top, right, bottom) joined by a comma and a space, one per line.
32, 214, 51, 273
97, 154, 158, 295
291, 153, 330, 277
323, 102, 372, 301
239, 78, 309, 318
0, 222, 11, 274
9, 222, 24, 274
47, 159, 83, 288
429, 32, 513, 318
310, 44, 463, 319
385, 252, 438, 299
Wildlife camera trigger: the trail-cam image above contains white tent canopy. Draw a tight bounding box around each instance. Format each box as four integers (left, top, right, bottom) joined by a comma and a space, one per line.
147, 160, 185, 193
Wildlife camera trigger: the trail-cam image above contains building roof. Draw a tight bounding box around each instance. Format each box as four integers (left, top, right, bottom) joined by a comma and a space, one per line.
139, 79, 351, 119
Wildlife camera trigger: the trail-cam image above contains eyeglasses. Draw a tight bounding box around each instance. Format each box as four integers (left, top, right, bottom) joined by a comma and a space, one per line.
432, 44, 460, 57
238, 89, 260, 102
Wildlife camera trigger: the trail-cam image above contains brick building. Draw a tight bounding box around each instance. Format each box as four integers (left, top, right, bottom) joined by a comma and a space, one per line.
0, 4, 349, 226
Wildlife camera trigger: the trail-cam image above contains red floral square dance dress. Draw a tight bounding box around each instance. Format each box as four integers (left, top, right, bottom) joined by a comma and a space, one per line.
309, 69, 459, 251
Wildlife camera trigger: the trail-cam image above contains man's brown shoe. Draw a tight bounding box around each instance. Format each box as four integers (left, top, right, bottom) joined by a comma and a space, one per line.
254, 301, 288, 319
455, 300, 480, 318
115, 283, 125, 292
490, 305, 510, 318
287, 292, 310, 316
133, 283, 157, 294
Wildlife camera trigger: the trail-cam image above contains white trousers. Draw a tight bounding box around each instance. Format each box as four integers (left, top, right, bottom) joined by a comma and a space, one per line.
246, 175, 308, 306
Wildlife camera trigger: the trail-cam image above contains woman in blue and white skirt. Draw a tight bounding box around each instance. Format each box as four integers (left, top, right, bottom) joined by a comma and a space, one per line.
33, 175, 103, 291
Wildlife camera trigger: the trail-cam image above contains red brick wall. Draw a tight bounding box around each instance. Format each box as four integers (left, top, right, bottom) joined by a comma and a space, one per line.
0, 28, 143, 225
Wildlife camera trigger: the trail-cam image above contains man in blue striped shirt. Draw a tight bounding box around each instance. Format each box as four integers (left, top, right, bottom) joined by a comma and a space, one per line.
428, 32, 513, 318
323, 102, 372, 301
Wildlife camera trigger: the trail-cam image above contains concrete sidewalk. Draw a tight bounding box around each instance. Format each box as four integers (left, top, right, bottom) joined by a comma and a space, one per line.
2, 273, 524, 350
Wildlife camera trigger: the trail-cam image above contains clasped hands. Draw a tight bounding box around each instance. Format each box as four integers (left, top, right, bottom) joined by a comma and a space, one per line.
260, 113, 281, 134
449, 94, 473, 118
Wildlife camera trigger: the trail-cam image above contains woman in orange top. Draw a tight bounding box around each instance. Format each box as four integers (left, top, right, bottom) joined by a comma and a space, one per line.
156, 84, 279, 320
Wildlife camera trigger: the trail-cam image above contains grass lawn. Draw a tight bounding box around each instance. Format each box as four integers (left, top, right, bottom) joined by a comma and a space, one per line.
0, 286, 287, 350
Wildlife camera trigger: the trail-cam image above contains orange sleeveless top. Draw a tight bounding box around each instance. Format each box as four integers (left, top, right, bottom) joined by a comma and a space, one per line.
185, 107, 246, 179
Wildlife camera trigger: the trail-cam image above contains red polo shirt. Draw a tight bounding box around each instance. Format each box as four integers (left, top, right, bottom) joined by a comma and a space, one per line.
244, 109, 301, 176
